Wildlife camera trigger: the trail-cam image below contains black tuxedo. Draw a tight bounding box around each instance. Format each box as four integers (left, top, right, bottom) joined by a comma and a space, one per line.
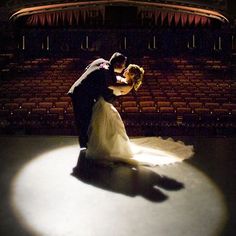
68, 58, 117, 148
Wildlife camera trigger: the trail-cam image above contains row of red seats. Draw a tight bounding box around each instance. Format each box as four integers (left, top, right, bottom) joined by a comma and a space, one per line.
1, 101, 235, 114
0, 55, 235, 136
1, 95, 236, 113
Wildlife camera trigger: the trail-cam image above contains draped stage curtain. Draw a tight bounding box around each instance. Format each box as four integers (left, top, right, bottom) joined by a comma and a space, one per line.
25, 7, 211, 27
26, 7, 105, 26
138, 9, 211, 27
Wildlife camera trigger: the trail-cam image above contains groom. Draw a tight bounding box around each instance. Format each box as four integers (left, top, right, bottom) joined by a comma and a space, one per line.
68, 52, 127, 149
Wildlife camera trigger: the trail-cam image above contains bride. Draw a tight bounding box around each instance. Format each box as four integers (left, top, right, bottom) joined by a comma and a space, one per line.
85, 64, 194, 166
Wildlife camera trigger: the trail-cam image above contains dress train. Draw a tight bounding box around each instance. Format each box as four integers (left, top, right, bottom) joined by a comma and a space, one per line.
86, 97, 194, 166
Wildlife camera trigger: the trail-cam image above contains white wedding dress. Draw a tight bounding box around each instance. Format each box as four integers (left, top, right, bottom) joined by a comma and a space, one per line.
86, 97, 194, 166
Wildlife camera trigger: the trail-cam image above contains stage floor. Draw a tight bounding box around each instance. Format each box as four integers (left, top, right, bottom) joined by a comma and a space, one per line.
0, 135, 235, 236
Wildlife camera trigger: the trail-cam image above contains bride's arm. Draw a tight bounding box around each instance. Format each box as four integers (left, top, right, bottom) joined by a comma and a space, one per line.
108, 75, 134, 96
109, 84, 134, 96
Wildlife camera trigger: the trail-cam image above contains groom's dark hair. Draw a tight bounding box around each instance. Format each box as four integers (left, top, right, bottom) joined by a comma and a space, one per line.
109, 52, 127, 68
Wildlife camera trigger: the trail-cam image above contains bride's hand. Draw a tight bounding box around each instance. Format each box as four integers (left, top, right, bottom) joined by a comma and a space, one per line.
116, 75, 128, 84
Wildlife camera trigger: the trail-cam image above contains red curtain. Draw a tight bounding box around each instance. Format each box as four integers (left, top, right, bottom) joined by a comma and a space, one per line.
201, 16, 210, 26
187, 14, 195, 25
161, 12, 167, 25
26, 8, 211, 27
181, 14, 188, 26
174, 12, 181, 25
167, 12, 173, 26
154, 10, 160, 25
138, 9, 211, 27
26, 7, 104, 26
194, 15, 201, 26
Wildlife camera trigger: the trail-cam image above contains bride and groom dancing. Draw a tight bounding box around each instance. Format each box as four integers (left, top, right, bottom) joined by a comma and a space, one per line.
68, 52, 194, 169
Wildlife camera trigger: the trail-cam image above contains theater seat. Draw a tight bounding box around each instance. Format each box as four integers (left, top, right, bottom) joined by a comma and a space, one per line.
194, 108, 211, 115
204, 102, 220, 109
4, 103, 19, 110
139, 101, 155, 107
28, 98, 43, 103
55, 102, 69, 109
137, 95, 153, 101
123, 107, 140, 113
21, 102, 37, 110
31, 108, 46, 115
141, 107, 156, 112
157, 101, 171, 108
49, 108, 65, 116
222, 103, 236, 110
44, 97, 58, 103
38, 102, 53, 110
189, 102, 203, 109
172, 102, 187, 108
159, 107, 174, 113
176, 107, 192, 114
13, 98, 27, 105
185, 97, 198, 102
59, 96, 71, 102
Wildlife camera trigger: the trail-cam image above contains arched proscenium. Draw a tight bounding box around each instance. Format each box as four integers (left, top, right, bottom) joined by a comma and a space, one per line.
9, 0, 229, 24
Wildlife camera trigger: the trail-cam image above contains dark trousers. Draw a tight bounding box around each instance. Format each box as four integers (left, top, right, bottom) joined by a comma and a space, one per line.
71, 95, 94, 148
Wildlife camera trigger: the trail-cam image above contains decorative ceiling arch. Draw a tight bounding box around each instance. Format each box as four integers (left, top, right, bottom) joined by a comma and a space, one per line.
9, 0, 229, 27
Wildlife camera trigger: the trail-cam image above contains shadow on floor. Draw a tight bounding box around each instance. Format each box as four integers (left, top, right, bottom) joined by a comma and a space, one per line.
71, 153, 185, 202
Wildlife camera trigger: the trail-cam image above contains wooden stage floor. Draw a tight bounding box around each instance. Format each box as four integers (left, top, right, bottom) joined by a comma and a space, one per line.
0, 135, 235, 236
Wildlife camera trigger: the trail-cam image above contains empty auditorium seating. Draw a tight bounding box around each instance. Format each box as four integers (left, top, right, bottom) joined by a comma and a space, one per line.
0, 55, 235, 136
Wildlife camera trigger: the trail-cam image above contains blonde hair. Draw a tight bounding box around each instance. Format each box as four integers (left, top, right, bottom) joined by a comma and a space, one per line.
126, 64, 144, 91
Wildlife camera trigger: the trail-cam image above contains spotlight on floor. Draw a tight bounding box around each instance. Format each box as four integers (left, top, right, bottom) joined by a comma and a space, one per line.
10, 144, 228, 236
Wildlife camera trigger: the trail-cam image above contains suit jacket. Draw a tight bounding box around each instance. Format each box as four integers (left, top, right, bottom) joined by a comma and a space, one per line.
68, 58, 116, 103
